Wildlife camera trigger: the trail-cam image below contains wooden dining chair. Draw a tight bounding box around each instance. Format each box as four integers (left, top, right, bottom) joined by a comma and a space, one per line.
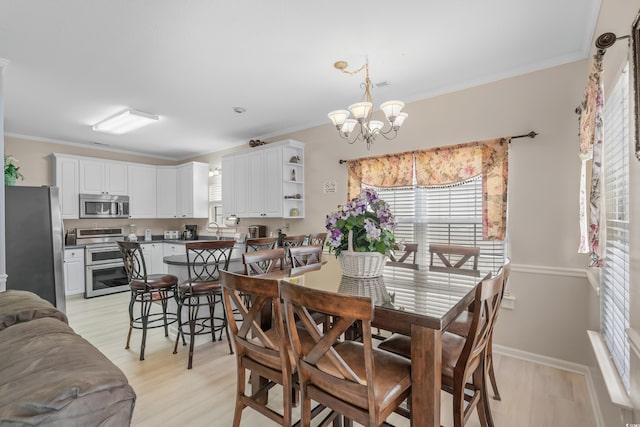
245, 237, 278, 252
279, 280, 412, 427
386, 242, 419, 270
446, 258, 511, 400
242, 248, 286, 276
172, 240, 235, 369
306, 232, 327, 247
117, 241, 179, 361
281, 235, 306, 266
377, 270, 505, 427
429, 244, 480, 275
288, 245, 322, 269
219, 271, 297, 426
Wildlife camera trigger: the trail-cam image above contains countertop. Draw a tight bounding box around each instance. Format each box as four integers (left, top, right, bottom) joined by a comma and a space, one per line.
64, 236, 242, 249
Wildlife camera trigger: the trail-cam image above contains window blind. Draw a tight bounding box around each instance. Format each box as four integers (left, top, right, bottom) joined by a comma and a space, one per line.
366, 176, 505, 308
601, 64, 630, 391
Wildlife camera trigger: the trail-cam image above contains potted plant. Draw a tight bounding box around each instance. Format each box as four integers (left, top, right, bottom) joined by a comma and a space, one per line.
4, 155, 24, 186
325, 188, 396, 278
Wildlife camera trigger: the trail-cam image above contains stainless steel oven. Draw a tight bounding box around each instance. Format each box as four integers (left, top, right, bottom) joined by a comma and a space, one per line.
76, 227, 130, 298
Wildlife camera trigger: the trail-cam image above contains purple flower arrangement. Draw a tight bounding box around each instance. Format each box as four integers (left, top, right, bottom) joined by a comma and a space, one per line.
325, 188, 396, 257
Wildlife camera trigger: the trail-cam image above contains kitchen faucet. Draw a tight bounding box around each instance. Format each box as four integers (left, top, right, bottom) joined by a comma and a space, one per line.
207, 222, 221, 238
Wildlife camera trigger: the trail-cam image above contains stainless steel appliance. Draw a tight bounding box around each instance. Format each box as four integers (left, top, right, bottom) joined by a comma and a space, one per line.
79, 193, 130, 219
247, 225, 267, 239
5, 186, 66, 311
77, 227, 130, 298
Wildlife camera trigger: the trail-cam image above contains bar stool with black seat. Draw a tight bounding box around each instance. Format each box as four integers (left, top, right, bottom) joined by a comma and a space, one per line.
118, 241, 179, 361
378, 269, 505, 427
279, 280, 412, 427
173, 240, 235, 369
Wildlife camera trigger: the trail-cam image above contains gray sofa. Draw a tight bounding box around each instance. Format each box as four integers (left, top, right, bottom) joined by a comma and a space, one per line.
0, 290, 136, 426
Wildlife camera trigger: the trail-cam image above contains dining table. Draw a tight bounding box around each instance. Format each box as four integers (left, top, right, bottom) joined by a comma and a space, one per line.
262, 255, 490, 427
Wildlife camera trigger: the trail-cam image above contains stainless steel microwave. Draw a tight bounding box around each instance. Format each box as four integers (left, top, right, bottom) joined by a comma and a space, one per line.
79, 194, 130, 219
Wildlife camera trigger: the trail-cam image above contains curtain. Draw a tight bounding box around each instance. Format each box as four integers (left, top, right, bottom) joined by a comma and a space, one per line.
415, 138, 509, 240
346, 137, 509, 240
347, 152, 414, 199
577, 57, 603, 266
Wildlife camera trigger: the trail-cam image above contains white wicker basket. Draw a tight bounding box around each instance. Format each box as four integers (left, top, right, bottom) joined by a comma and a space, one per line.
338, 230, 388, 278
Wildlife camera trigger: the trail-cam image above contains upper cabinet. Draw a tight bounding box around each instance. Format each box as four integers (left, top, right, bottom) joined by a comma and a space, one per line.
51, 154, 79, 219
79, 159, 128, 195
51, 154, 209, 220
128, 164, 157, 218
176, 162, 209, 218
222, 139, 304, 219
156, 167, 178, 218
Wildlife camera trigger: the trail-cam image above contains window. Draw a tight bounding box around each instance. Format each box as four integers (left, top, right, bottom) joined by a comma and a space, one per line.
367, 175, 505, 272
601, 63, 630, 391
208, 173, 222, 225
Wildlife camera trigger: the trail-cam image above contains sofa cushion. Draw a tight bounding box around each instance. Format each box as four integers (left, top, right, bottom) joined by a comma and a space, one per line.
0, 317, 136, 426
0, 290, 68, 331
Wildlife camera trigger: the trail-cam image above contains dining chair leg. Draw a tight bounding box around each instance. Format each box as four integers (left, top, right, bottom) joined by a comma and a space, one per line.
160, 289, 170, 337
232, 358, 245, 427
187, 297, 198, 369
301, 391, 312, 427
207, 294, 217, 342
221, 300, 234, 354
487, 334, 501, 400
473, 365, 490, 427
481, 358, 495, 427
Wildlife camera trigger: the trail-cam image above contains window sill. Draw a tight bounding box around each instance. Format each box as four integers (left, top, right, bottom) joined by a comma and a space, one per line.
587, 330, 632, 409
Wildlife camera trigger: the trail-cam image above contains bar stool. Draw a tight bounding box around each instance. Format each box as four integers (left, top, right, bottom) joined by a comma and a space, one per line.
118, 241, 179, 361
173, 240, 235, 369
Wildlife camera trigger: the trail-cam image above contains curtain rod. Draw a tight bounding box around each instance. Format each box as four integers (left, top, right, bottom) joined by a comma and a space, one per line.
337, 131, 537, 165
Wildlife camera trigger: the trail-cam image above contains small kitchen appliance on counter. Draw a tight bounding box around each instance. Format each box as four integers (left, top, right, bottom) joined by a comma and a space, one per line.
164, 230, 180, 239
127, 224, 138, 241
144, 229, 152, 241
247, 225, 267, 239
184, 225, 198, 240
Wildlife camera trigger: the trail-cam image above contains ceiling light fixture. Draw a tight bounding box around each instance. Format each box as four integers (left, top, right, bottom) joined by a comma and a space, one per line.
92, 109, 159, 135
208, 167, 221, 177
328, 60, 407, 150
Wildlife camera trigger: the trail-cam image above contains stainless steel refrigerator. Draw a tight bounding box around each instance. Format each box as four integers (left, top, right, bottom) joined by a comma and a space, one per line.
5, 186, 66, 312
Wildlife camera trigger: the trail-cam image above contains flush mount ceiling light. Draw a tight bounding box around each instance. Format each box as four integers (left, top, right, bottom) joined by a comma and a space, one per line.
92, 109, 159, 135
328, 59, 407, 150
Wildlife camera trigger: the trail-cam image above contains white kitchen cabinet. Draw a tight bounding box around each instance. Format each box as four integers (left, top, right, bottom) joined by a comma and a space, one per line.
141, 242, 165, 274
128, 164, 157, 218
248, 146, 282, 217
156, 167, 178, 218
177, 162, 209, 218
79, 159, 128, 195
64, 248, 85, 296
52, 154, 79, 219
222, 139, 304, 219
221, 153, 250, 217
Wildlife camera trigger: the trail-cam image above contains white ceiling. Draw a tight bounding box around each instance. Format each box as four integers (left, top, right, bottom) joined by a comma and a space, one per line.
0, 0, 601, 160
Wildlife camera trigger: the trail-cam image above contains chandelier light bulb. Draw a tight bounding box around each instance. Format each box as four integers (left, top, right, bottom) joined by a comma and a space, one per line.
341, 119, 357, 136
348, 102, 372, 120
368, 120, 384, 133
328, 110, 351, 127
380, 100, 405, 121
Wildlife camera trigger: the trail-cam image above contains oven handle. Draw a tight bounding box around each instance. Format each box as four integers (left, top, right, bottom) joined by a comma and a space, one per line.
86, 261, 125, 271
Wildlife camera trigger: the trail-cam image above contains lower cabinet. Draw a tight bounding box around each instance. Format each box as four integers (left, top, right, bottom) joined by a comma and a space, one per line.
162, 243, 185, 274
64, 248, 85, 296
141, 243, 166, 274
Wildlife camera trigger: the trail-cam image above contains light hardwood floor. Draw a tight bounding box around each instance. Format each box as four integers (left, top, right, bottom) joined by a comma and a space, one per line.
66, 292, 596, 427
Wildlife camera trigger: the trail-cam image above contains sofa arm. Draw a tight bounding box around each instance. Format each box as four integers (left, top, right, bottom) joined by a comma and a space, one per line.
0, 290, 68, 331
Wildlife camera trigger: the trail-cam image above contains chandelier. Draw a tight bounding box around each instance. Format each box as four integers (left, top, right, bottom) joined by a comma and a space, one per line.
327, 60, 408, 150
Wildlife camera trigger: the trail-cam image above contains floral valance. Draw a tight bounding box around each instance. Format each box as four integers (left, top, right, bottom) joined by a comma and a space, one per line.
346, 137, 510, 240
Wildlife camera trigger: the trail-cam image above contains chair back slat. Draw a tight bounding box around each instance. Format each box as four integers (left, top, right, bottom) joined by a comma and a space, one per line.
242, 248, 286, 276
387, 243, 419, 269
289, 245, 323, 268
429, 244, 480, 275
245, 237, 278, 252
307, 233, 327, 247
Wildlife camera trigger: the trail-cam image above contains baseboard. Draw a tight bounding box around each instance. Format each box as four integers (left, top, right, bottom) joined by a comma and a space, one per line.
493, 344, 605, 427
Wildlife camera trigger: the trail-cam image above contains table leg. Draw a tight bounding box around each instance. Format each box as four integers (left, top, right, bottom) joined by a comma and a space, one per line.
410, 325, 441, 427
